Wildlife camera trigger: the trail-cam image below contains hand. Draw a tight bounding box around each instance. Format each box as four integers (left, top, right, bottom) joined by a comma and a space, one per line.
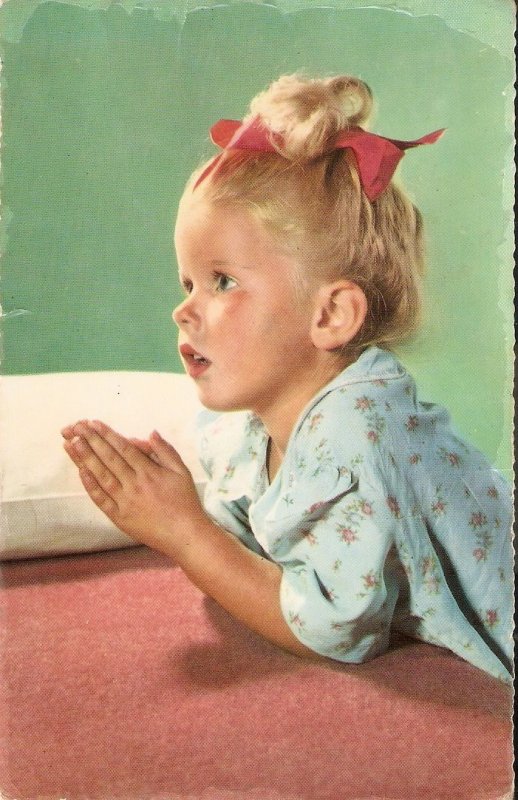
62, 424, 314, 660
61, 420, 205, 554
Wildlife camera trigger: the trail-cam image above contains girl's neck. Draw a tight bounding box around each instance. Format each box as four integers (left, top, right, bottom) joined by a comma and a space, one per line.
266, 439, 283, 484
258, 354, 352, 481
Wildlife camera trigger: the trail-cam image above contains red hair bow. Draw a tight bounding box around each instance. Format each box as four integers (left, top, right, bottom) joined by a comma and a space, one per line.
194, 117, 445, 200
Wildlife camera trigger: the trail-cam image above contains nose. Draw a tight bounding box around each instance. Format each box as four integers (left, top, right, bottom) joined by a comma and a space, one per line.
172, 293, 200, 329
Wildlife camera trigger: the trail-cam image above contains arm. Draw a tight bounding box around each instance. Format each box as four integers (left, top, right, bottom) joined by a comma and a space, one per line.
62, 420, 316, 659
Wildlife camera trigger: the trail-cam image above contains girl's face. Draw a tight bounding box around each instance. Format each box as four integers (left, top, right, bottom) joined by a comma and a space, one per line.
173, 197, 331, 428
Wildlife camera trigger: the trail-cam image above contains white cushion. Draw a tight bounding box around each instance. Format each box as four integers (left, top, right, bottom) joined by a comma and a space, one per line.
0, 371, 205, 559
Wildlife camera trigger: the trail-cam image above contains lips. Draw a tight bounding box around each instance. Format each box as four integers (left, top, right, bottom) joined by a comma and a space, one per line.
179, 343, 211, 378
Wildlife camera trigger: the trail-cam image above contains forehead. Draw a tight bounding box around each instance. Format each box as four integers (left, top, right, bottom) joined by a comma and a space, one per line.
174, 195, 289, 268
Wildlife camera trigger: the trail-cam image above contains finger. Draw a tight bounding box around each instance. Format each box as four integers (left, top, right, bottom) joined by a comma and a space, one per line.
129, 438, 155, 456
61, 419, 89, 440
79, 467, 120, 519
149, 430, 188, 472
67, 435, 124, 498
71, 422, 138, 484
63, 438, 84, 468
83, 420, 150, 471
129, 438, 162, 465
65, 437, 124, 505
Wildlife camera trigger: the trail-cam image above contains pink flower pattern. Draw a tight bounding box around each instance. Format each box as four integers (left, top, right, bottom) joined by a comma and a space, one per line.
430, 487, 446, 514
305, 531, 317, 546
469, 511, 488, 529
386, 496, 402, 519
361, 570, 381, 590
431, 498, 447, 516
439, 448, 462, 467
308, 413, 323, 432
355, 396, 375, 411
305, 501, 327, 516
484, 609, 499, 628
338, 527, 358, 545
406, 415, 419, 431
198, 347, 512, 682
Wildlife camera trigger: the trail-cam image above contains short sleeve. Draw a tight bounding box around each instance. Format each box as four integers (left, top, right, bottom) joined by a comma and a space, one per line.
195, 351, 513, 680
278, 480, 402, 662
268, 387, 402, 663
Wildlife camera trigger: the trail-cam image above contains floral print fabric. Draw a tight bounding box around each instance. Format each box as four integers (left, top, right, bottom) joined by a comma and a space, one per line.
197, 347, 513, 682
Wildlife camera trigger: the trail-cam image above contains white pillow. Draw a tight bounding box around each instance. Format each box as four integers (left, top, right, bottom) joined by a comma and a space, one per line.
0, 371, 205, 560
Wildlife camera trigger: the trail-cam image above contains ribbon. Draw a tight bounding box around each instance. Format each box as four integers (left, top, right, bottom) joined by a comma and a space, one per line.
194, 117, 445, 200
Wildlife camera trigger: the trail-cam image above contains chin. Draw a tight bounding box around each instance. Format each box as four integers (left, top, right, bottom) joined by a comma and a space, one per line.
195, 386, 251, 414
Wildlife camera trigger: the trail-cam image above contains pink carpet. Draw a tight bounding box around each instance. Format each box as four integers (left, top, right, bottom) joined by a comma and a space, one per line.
0, 546, 513, 800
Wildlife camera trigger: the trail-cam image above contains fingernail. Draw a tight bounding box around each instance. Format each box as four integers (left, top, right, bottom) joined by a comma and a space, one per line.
61, 422, 76, 434
74, 437, 87, 454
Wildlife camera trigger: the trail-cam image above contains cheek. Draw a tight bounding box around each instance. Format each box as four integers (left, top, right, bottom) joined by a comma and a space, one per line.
201, 297, 236, 329
208, 291, 310, 351
207, 293, 250, 331
269, 301, 311, 342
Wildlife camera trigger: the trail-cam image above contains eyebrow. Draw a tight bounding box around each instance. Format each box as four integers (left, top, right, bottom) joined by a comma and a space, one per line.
178, 259, 246, 285
209, 259, 252, 270
179, 259, 250, 276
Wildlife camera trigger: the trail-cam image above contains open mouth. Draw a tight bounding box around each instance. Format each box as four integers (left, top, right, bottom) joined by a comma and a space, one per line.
191, 353, 209, 365
179, 343, 211, 375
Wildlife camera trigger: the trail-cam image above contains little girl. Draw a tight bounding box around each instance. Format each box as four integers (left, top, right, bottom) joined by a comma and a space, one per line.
62, 74, 513, 683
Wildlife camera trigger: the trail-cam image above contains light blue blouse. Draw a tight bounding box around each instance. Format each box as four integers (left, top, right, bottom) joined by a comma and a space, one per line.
197, 347, 513, 682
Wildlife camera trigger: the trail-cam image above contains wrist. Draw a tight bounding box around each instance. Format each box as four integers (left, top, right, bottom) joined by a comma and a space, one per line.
153, 498, 212, 560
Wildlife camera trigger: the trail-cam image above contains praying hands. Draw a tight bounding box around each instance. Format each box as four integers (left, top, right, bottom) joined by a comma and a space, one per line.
61, 419, 312, 658
61, 421, 205, 555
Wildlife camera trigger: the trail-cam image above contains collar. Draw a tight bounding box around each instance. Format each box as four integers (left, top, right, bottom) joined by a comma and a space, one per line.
199, 347, 406, 503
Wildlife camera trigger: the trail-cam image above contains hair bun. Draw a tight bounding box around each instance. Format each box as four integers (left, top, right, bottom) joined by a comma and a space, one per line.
247, 74, 373, 160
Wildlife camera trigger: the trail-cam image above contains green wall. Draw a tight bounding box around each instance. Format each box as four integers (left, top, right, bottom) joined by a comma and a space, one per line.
0, 1, 514, 474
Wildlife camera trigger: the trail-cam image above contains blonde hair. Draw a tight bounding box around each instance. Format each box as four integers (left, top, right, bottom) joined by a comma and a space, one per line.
187, 74, 425, 349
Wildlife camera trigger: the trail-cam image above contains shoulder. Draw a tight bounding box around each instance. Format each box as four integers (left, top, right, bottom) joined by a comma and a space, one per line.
291, 348, 415, 472
307, 349, 512, 507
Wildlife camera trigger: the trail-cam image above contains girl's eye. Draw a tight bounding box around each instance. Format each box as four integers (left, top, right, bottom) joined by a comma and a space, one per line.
181, 279, 193, 295
214, 273, 237, 292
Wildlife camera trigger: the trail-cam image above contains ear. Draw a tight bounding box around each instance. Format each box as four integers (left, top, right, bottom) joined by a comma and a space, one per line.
310, 281, 368, 351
